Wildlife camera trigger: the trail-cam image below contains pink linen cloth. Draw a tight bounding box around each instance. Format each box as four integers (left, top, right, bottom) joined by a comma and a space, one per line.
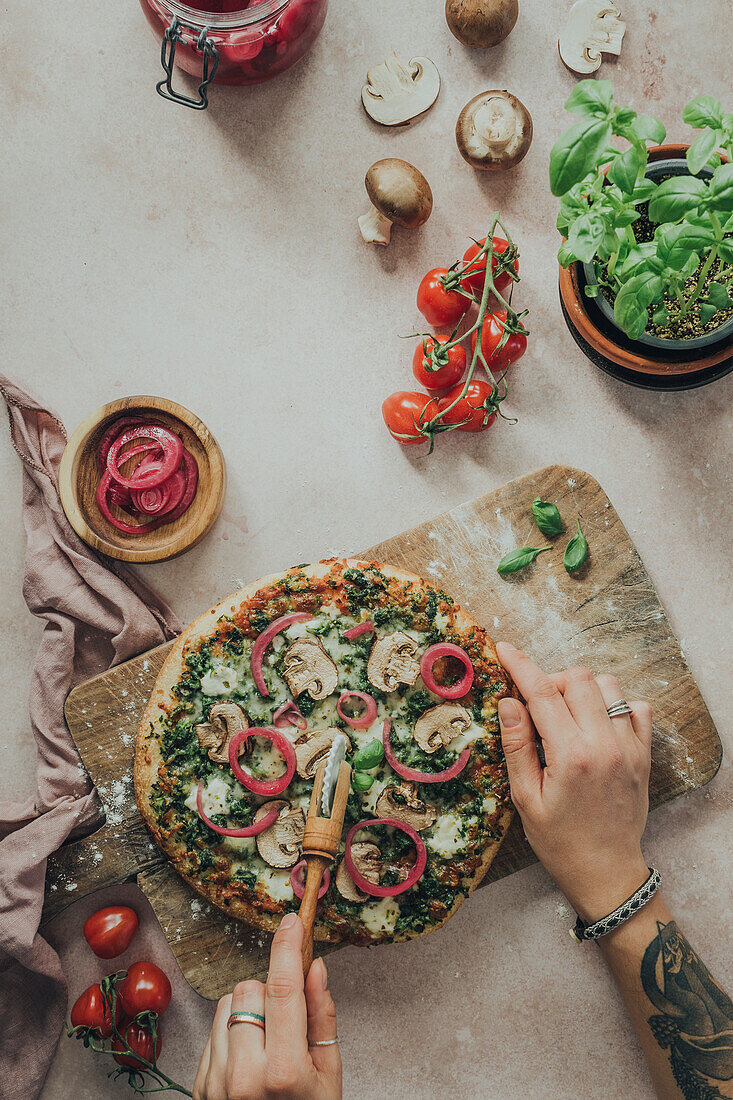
0, 377, 182, 1100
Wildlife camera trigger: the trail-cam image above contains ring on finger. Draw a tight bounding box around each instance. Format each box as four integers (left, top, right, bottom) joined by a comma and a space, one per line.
606, 699, 633, 718
228, 1012, 265, 1031
308, 1036, 339, 1046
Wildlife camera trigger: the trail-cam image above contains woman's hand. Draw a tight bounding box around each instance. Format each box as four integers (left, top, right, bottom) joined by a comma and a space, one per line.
193, 914, 342, 1100
496, 642, 653, 923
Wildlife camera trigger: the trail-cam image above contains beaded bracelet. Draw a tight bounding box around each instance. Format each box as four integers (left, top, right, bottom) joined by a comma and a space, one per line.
570, 868, 661, 942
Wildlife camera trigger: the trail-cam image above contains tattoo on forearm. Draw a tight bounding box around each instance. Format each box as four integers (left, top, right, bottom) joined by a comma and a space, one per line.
641, 921, 733, 1099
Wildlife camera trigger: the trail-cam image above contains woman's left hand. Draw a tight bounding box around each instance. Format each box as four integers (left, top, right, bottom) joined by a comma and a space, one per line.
193, 913, 342, 1100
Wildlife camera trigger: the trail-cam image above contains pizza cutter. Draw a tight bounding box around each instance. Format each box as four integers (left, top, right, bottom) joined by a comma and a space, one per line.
297, 733, 351, 975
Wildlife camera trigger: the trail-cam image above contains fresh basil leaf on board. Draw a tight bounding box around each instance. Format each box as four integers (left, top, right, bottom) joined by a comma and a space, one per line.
497, 546, 551, 576
530, 498, 564, 537
563, 519, 589, 573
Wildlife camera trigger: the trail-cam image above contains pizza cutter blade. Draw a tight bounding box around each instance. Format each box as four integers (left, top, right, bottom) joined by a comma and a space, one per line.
320, 733, 348, 817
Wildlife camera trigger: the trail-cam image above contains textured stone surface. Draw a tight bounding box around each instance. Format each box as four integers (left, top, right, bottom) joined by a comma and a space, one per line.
0, 0, 730, 1097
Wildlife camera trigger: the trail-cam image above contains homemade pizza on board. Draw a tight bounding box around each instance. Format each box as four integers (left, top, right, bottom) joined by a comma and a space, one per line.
135, 559, 516, 946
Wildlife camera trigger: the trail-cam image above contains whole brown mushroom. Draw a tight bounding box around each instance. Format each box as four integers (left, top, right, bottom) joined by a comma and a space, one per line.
358, 159, 433, 246
456, 90, 532, 171
446, 0, 519, 48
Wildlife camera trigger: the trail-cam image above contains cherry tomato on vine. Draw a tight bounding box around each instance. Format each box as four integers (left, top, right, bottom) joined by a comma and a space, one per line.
461, 236, 519, 297
83, 906, 139, 960
470, 310, 527, 371
118, 961, 172, 1017
113, 1021, 162, 1070
438, 381, 498, 433
416, 268, 471, 328
382, 391, 439, 445
412, 335, 467, 392
71, 983, 124, 1038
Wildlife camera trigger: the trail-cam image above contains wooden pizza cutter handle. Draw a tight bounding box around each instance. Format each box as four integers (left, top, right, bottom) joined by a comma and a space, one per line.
297, 758, 351, 976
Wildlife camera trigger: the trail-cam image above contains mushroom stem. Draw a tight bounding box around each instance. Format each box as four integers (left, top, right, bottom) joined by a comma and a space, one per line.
473, 99, 517, 148
358, 204, 393, 246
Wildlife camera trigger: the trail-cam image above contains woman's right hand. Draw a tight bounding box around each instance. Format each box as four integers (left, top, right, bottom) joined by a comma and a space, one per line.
193, 914, 342, 1100
495, 642, 654, 924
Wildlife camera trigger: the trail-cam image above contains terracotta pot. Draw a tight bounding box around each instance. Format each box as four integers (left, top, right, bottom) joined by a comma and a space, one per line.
558, 144, 733, 387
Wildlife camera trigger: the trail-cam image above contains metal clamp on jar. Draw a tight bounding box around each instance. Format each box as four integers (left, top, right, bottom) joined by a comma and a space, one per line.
140, 0, 329, 108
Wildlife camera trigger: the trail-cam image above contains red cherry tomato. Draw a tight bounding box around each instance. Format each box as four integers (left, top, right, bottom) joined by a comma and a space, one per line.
461, 236, 519, 297
438, 381, 498, 433
412, 335, 467, 392
113, 1020, 162, 1070
416, 268, 471, 328
470, 311, 527, 372
118, 961, 172, 1018
382, 391, 439, 446
71, 983, 124, 1038
83, 906, 139, 960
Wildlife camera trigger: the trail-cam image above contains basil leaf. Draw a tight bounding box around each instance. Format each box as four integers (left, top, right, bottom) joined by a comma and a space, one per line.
657, 222, 714, 270
614, 272, 664, 339
647, 176, 708, 224
718, 238, 733, 263
567, 211, 606, 262
652, 307, 668, 325
707, 282, 733, 310
565, 79, 614, 119
584, 283, 600, 298
629, 115, 666, 144
607, 144, 645, 193
531, 498, 564, 537
563, 519, 589, 574
631, 178, 658, 204
708, 163, 733, 212
682, 96, 724, 129
351, 771, 374, 793
497, 546, 551, 577
686, 129, 721, 176
550, 119, 613, 196
699, 303, 718, 325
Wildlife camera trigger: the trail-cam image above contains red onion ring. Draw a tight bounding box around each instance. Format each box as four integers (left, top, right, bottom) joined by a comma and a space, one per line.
196, 780, 279, 837
272, 701, 308, 731
228, 727, 296, 797
290, 859, 330, 900
159, 449, 198, 523
336, 691, 377, 730
250, 612, 312, 697
107, 425, 183, 489
343, 621, 374, 640
96, 470, 163, 534
382, 718, 470, 783
344, 817, 427, 897
420, 643, 475, 699
96, 417, 154, 471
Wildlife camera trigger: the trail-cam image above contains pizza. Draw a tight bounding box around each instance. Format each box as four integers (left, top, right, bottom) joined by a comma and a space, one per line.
135, 559, 516, 946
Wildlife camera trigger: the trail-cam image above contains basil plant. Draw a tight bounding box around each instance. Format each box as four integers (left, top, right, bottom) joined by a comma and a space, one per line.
550, 80, 733, 340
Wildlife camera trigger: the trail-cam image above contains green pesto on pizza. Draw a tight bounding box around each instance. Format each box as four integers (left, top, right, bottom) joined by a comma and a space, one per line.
135, 559, 516, 946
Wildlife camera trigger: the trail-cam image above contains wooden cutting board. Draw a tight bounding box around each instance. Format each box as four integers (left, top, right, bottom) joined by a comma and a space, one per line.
43, 465, 722, 1000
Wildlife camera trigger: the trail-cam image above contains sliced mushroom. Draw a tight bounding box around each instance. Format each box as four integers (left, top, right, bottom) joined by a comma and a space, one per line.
376, 781, 438, 831
367, 631, 421, 692
361, 52, 440, 126
294, 727, 351, 780
456, 90, 533, 171
446, 0, 519, 48
255, 800, 305, 869
282, 638, 338, 700
558, 0, 626, 75
196, 702, 248, 764
413, 702, 472, 754
358, 159, 433, 246
335, 842, 381, 901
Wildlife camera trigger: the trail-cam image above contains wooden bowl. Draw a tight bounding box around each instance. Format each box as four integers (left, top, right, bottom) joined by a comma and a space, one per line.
59, 396, 226, 563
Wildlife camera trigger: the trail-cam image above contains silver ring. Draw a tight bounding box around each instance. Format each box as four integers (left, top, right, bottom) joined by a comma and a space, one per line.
308, 1037, 339, 1046
606, 699, 633, 718
228, 1012, 265, 1031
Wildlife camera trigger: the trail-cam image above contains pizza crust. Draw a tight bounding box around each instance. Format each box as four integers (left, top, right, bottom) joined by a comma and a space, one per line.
135, 558, 516, 944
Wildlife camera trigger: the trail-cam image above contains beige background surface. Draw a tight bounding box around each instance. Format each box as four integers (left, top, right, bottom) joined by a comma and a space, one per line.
1, 0, 731, 1097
